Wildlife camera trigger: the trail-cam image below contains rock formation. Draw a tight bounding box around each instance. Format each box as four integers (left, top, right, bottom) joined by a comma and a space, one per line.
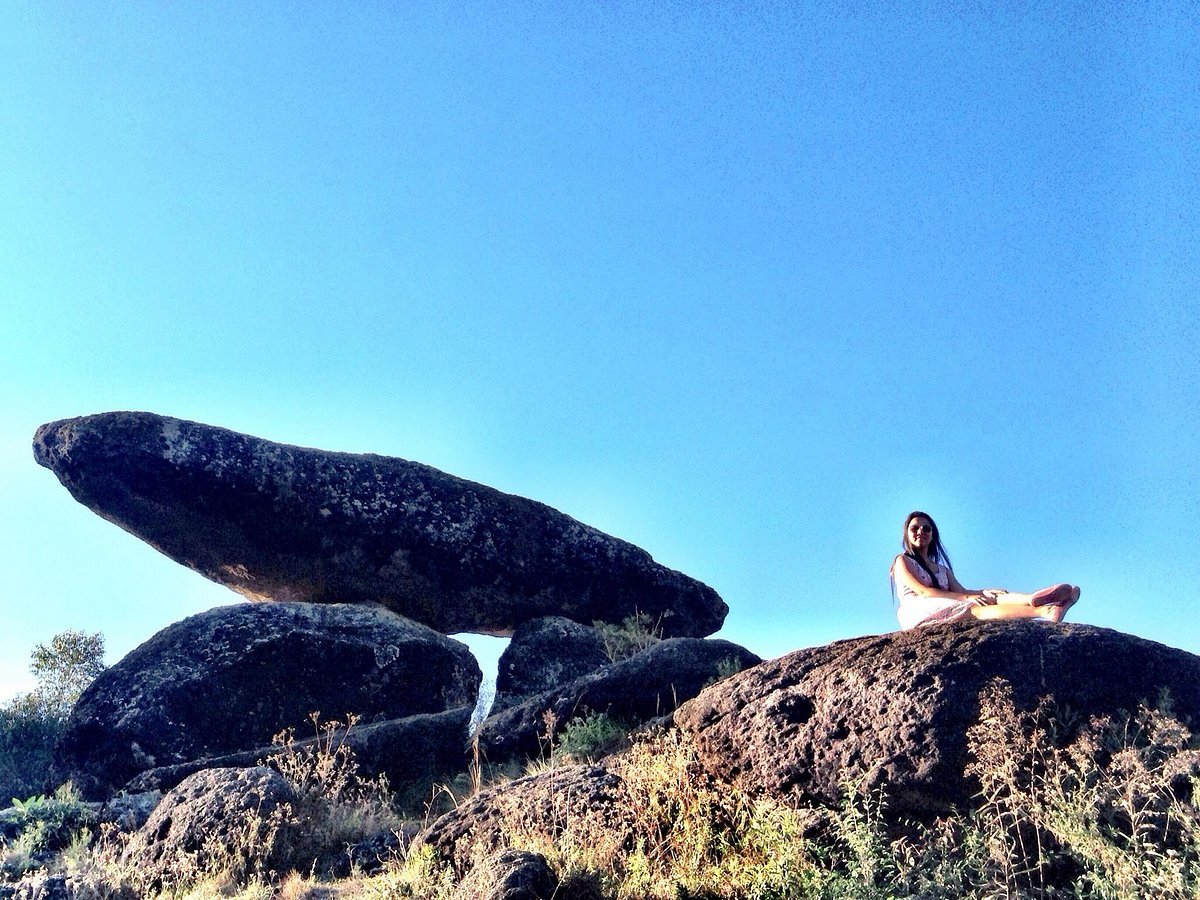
33, 411, 727, 637
119, 767, 298, 885
674, 620, 1200, 817
495, 616, 610, 708
54, 602, 480, 799
416, 764, 634, 877
124, 706, 475, 803
477, 637, 760, 765
452, 849, 559, 900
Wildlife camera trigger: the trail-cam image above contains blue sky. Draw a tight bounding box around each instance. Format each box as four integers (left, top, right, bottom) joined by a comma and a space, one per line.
2, 3, 1197, 699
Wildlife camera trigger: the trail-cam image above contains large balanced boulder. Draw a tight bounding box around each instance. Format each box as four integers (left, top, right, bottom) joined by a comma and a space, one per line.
478, 638, 760, 765
674, 620, 1200, 818
495, 616, 610, 708
55, 602, 480, 799
33, 412, 727, 637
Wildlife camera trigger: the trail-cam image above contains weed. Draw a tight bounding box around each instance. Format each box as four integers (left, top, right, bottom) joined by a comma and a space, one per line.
552, 713, 629, 764
266, 714, 405, 878
967, 678, 1200, 899
592, 613, 661, 663
355, 843, 456, 899
0, 783, 95, 878
701, 656, 747, 691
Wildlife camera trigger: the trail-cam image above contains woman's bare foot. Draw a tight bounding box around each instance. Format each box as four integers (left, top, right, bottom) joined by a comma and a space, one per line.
1043, 586, 1080, 623
1030, 583, 1074, 607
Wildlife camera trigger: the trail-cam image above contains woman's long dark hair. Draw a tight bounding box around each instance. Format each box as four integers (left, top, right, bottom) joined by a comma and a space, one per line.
902, 510, 952, 569
888, 511, 950, 609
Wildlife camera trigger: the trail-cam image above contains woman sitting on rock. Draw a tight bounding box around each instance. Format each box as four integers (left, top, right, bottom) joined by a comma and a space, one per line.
891, 510, 1080, 631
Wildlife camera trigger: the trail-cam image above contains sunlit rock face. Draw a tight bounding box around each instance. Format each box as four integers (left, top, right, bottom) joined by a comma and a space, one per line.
674, 621, 1200, 819
32, 411, 728, 637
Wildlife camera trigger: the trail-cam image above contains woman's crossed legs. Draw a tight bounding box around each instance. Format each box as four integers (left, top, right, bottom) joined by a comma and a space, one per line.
970, 584, 1081, 623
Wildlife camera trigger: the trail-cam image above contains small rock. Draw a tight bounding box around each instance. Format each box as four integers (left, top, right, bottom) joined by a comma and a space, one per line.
495, 617, 610, 708
417, 765, 632, 877
98, 791, 163, 832
477, 638, 760, 765
119, 767, 298, 885
454, 849, 558, 900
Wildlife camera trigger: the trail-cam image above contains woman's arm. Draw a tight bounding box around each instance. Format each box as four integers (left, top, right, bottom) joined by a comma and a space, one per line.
893, 556, 988, 604
945, 569, 1006, 601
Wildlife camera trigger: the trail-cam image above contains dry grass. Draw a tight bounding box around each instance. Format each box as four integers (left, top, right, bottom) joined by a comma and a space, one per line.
6, 684, 1199, 899
966, 678, 1200, 899
591, 613, 661, 663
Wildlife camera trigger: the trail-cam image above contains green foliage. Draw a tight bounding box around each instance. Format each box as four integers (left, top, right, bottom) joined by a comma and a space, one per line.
0, 699, 63, 802
27, 630, 106, 719
592, 612, 661, 663
714, 656, 744, 681
0, 783, 95, 879
552, 712, 629, 763
701, 656, 747, 691
356, 843, 457, 900
0, 630, 106, 802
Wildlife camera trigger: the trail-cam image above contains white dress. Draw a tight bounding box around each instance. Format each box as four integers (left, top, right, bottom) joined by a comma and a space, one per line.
894, 554, 976, 630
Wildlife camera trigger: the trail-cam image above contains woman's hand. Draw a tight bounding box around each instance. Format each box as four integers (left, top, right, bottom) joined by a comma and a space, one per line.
972, 592, 997, 606
980, 589, 1007, 601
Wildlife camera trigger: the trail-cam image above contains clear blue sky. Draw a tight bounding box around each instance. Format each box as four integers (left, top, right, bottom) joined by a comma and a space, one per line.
2, 3, 1197, 699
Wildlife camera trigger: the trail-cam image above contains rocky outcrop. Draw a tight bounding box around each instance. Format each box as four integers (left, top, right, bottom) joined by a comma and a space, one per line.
495, 617, 610, 708
119, 767, 298, 885
477, 638, 760, 765
416, 764, 633, 876
33, 412, 727, 637
125, 706, 474, 803
54, 602, 480, 799
674, 621, 1200, 818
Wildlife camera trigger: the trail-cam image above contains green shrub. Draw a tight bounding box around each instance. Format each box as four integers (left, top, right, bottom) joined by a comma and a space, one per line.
356, 843, 456, 900
0, 630, 106, 803
0, 783, 95, 878
552, 712, 629, 764
701, 656, 748, 691
0, 698, 64, 802
592, 613, 660, 663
